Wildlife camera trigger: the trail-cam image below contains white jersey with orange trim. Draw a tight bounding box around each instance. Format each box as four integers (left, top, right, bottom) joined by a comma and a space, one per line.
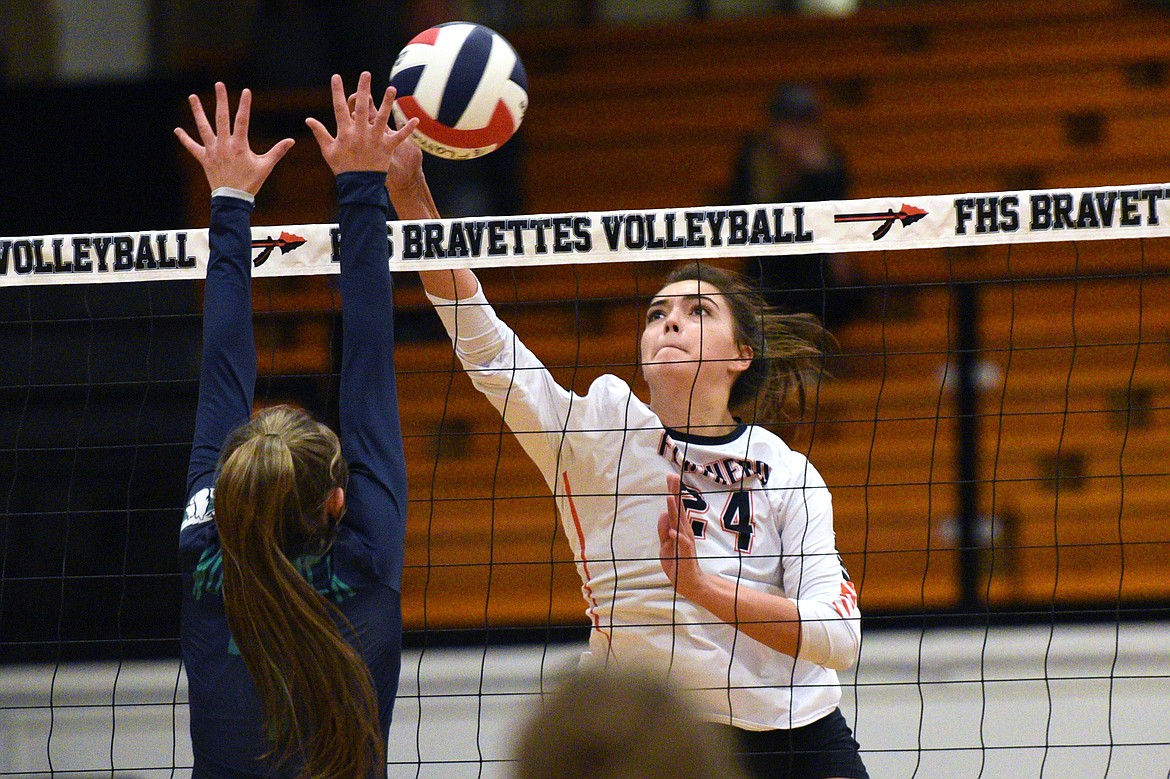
429, 288, 860, 730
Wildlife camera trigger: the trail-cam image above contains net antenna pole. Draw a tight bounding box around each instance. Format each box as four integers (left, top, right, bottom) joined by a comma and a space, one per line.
955, 281, 984, 612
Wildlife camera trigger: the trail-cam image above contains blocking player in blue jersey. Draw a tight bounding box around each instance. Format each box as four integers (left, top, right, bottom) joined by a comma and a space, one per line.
176, 74, 416, 778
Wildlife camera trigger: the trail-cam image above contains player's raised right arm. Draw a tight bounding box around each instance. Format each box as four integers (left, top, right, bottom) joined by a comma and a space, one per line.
386, 138, 578, 489
383, 134, 479, 301
386, 145, 507, 375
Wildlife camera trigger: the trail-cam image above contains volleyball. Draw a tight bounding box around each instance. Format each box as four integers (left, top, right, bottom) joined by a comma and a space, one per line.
389, 22, 528, 159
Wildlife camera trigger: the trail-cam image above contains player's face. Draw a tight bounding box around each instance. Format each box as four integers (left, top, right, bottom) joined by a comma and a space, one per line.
640, 279, 752, 399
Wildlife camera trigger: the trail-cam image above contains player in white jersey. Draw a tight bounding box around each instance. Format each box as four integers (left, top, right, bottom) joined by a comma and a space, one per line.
381, 128, 866, 778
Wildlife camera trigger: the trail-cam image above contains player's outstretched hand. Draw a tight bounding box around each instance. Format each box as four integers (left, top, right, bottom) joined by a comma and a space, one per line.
384, 115, 425, 196
658, 474, 705, 599
307, 72, 419, 176
343, 88, 424, 194
174, 82, 294, 195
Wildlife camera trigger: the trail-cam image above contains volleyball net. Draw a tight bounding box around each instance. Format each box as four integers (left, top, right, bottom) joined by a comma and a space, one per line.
1, 184, 1168, 776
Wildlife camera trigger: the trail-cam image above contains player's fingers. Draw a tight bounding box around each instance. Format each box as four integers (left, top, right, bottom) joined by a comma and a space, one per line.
353, 71, 372, 123
387, 116, 419, 146
304, 117, 334, 152
261, 137, 295, 167
214, 81, 230, 137
666, 474, 681, 497
657, 510, 671, 543
234, 88, 252, 140
173, 127, 204, 160
188, 94, 214, 145
372, 86, 395, 131
663, 515, 681, 543
328, 74, 348, 126
348, 93, 378, 123
374, 88, 393, 131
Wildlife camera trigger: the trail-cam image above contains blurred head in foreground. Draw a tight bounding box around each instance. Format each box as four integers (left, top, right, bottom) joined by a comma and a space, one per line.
512, 665, 749, 779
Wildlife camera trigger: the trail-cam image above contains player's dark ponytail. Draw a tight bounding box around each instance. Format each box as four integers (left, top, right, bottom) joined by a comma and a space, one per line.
214, 405, 382, 779
662, 262, 832, 423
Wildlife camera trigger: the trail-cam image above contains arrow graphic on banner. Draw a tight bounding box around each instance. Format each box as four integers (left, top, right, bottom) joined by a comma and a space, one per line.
251, 231, 307, 267
834, 204, 928, 241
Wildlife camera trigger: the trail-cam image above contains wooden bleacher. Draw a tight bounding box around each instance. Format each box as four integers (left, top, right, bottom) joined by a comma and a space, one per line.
814, 272, 1170, 611
509, 0, 1170, 209
178, 0, 1170, 628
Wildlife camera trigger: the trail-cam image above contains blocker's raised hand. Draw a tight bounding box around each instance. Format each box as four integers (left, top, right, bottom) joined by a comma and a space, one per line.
307, 72, 419, 176
175, 82, 294, 195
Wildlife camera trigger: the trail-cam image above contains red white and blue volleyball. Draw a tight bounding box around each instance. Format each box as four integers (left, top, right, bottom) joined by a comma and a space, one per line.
390, 22, 528, 159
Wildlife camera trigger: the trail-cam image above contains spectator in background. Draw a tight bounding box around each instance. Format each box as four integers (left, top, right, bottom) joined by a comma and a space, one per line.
512, 666, 750, 779
729, 83, 866, 330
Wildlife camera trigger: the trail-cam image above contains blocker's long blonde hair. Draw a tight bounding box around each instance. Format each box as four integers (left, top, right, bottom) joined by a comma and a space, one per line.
214, 405, 382, 779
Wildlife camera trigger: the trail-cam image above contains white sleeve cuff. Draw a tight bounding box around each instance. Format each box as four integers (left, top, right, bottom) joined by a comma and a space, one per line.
794, 598, 861, 671
211, 186, 256, 203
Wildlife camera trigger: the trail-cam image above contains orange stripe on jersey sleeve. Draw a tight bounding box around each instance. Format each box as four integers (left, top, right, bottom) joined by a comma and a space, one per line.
562, 471, 614, 657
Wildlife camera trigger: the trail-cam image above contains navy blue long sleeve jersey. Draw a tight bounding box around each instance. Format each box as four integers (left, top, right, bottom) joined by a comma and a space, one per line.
179, 172, 407, 778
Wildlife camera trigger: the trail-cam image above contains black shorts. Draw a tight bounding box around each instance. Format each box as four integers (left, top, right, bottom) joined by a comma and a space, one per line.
717, 708, 869, 779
